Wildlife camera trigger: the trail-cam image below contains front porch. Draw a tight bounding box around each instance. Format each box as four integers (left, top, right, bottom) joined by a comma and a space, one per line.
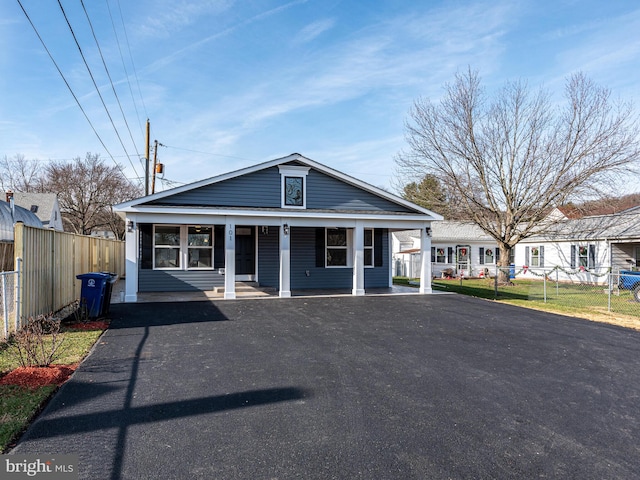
111, 278, 422, 303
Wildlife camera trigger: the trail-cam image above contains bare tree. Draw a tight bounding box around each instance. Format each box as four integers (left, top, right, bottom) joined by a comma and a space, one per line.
0, 154, 44, 192
44, 153, 141, 238
396, 69, 640, 280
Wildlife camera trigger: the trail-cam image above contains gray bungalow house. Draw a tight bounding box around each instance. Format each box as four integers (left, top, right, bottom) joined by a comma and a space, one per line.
115, 154, 443, 301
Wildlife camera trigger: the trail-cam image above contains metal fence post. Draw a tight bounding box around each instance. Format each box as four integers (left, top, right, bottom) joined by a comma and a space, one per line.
2, 273, 7, 339
608, 272, 612, 313
494, 264, 498, 299
543, 270, 547, 303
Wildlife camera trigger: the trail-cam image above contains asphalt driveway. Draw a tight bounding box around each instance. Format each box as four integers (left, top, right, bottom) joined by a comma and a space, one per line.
12, 294, 640, 479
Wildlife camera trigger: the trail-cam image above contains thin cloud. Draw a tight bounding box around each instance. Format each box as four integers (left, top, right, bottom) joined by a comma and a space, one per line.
294, 19, 336, 44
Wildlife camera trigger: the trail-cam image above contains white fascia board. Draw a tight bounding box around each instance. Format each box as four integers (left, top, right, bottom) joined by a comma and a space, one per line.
122, 207, 434, 230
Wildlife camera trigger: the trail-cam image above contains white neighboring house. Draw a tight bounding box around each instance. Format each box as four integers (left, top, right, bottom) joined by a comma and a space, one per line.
392, 221, 500, 279
11, 192, 64, 231
392, 207, 640, 284
514, 207, 640, 284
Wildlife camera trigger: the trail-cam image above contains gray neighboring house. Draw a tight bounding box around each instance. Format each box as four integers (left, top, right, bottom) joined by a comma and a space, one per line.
115, 153, 443, 301
392, 221, 500, 278
11, 192, 64, 231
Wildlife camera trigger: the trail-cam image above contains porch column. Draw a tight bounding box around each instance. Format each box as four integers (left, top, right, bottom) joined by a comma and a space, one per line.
419, 225, 432, 294
124, 217, 138, 302
279, 221, 291, 297
352, 221, 365, 296
224, 220, 236, 299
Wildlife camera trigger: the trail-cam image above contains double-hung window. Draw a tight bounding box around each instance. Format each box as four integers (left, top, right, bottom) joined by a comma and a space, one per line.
571, 244, 595, 269
188, 226, 213, 268
154, 225, 181, 269
153, 225, 214, 270
326, 228, 348, 267
364, 229, 374, 267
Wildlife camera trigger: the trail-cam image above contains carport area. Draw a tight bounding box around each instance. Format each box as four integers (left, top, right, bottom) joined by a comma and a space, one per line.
12, 295, 640, 479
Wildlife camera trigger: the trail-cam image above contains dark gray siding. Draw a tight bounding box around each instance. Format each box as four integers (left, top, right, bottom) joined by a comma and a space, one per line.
289, 227, 389, 289
365, 230, 389, 288
258, 227, 280, 288
148, 167, 281, 207
144, 165, 415, 213
290, 227, 352, 289
306, 170, 413, 212
139, 270, 224, 292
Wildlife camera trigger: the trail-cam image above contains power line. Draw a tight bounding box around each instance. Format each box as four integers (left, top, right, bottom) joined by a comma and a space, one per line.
15, 0, 136, 186
105, 0, 146, 141
56, 0, 140, 181
80, 0, 142, 164
116, 0, 148, 119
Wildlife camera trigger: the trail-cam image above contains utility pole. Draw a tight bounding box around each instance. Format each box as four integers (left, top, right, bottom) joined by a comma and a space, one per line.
151, 140, 158, 195
145, 119, 150, 196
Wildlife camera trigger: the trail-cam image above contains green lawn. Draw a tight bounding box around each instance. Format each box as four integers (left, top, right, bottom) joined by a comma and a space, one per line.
0, 321, 107, 452
395, 276, 640, 319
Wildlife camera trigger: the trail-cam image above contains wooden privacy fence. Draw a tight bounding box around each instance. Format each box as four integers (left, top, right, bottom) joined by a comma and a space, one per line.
13, 223, 125, 325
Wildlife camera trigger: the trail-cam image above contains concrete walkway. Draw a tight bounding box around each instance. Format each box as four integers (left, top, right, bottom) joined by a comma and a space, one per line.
12, 294, 640, 479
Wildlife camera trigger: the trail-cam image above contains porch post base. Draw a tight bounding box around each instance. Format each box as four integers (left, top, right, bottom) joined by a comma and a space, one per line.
224, 292, 236, 300
352, 288, 365, 296
125, 294, 138, 303
279, 290, 291, 298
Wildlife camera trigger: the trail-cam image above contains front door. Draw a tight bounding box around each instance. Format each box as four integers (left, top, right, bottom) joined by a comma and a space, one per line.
456, 245, 470, 277
235, 226, 256, 278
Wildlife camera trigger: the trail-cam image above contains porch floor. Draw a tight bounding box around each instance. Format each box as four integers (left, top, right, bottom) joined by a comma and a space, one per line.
109, 279, 423, 304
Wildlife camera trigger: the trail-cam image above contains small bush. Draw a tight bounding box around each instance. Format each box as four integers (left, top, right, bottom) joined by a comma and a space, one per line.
11, 315, 65, 367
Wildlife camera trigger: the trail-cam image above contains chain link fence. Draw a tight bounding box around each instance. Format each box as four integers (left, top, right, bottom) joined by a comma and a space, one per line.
1, 270, 19, 340
486, 266, 640, 317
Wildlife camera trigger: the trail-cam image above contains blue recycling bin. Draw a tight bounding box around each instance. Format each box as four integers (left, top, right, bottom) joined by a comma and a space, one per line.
509, 264, 516, 279
77, 272, 110, 318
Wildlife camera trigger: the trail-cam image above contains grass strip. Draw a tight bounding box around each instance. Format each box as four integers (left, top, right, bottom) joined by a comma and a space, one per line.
0, 323, 107, 452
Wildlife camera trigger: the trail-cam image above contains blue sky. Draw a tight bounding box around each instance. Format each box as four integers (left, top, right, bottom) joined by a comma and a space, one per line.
2, 0, 639, 193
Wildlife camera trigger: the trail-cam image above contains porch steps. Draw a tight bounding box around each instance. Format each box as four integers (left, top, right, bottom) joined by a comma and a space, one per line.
213, 282, 277, 296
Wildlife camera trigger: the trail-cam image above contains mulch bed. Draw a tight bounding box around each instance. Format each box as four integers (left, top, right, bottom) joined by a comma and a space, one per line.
63, 320, 110, 331
0, 365, 78, 389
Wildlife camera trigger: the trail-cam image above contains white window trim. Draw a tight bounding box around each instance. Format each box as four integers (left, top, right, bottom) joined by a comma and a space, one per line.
153, 224, 215, 271
279, 165, 310, 209
326, 227, 353, 268
153, 224, 182, 270
364, 228, 374, 268
484, 247, 496, 265
530, 245, 541, 267
187, 225, 214, 270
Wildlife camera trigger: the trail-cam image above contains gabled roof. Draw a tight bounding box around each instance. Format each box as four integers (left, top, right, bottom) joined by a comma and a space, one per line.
12, 193, 58, 227
115, 153, 443, 220
527, 209, 640, 242
393, 221, 495, 244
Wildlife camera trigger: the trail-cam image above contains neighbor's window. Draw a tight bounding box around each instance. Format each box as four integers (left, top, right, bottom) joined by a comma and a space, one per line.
188, 226, 213, 268
578, 245, 589, 268
154, 225, 181, 269
436, 247, 448, 263
364, 229, 374, 267
531, 246, 541, 267
326, 228, 348, 267
484, 248, 495, 264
